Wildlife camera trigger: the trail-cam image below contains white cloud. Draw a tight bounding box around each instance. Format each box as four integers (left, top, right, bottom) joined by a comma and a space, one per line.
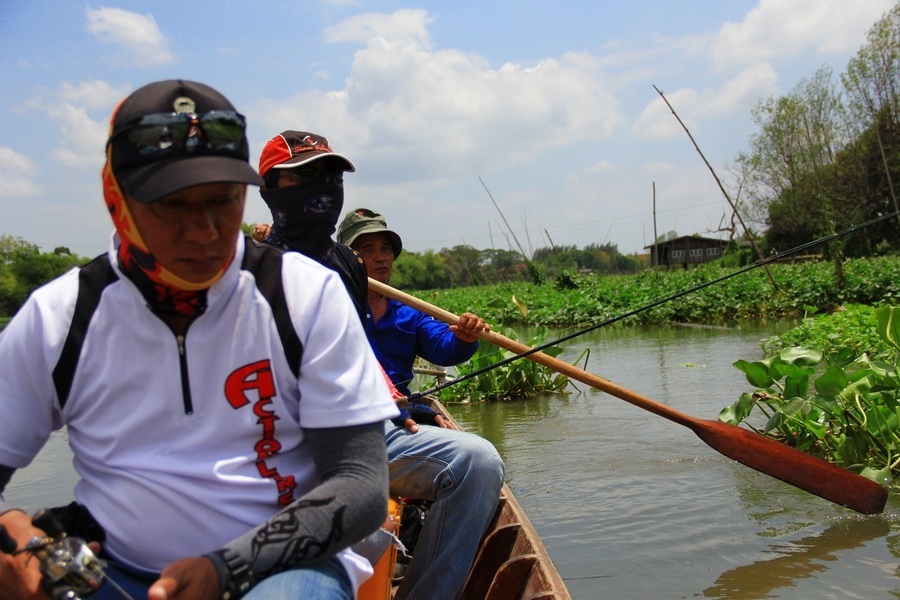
252, 11, 622, 186
28, 79, 131, 168
85, 7, 175, 67
587, 160, 615, 173
48, 103, 108, 167
708, 63, 780, 113
632, 62, 779, 141
713, 0, 895, 69
0, 147, 39, 197
324, 8, 434, 46
58, 79, 128, 111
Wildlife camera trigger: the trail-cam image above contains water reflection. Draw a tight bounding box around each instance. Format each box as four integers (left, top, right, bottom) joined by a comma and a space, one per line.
703, 517, 892, 599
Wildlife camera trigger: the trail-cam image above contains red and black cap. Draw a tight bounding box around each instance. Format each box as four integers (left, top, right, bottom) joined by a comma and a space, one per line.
258, 130, 355, 179
108, 79, 262, 203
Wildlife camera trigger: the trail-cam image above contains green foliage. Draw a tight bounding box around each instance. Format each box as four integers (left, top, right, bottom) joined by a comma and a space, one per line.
0, 235, 90, 316
435, 325, 569, 403
719, 306, 900, 487
382, 242, 646, 291
419, 255, 900, 329
392, 250, 451, 290
532, 242, 632, 279
440, 245, 484, 287
554, 269, 581, 290
525, 260, 545, 285
761, 304, 895, 361
739, 5, 900, 259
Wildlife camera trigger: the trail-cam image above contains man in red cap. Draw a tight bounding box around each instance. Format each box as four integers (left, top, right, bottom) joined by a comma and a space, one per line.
0, 82, 397, 600
257, 131, 505, 600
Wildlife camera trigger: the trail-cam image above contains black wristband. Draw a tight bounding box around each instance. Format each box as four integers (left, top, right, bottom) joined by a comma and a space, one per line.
206, 548, 255, 600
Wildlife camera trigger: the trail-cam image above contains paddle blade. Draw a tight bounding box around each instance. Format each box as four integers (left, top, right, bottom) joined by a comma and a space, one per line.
691, 419, 888, 514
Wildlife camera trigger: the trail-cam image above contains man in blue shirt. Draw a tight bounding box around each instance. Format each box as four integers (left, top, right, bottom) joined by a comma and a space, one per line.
337, 208, 488, 397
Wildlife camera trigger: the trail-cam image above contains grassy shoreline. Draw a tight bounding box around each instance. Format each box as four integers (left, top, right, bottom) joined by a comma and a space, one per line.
417, 255, 900, 329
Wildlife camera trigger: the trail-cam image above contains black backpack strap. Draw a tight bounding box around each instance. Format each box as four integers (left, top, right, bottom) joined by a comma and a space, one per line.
323, 243, 368, 323
242, 239, 303, 378
52, 255, 119, 408
51, 242, 304, 407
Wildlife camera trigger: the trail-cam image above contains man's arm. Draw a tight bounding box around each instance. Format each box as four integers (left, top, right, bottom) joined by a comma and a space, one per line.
151, 422, 389, 599
416, 310, 481, 366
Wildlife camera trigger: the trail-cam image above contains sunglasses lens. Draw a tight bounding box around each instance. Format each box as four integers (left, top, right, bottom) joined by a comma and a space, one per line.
127, 115, 191, 153
199, 111, 246, 151
293, 168, 319, 183
115, 111, 247, 161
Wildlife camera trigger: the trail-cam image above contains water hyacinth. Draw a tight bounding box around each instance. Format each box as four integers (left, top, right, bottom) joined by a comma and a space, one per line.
720, 306, 900, 488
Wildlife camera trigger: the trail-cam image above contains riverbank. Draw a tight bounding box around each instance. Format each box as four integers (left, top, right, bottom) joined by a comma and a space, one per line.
420, 255, 900, 328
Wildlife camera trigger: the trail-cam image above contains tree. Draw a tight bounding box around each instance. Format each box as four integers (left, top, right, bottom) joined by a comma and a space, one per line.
0, 235, 40, 264
842, 5, 900, 141
739, 67, 858, 282
0, 235, 89, 316
440, 245, 484, 287
841, 4, 900, 249
480, 248, 526, 282
392, 250, 451, 290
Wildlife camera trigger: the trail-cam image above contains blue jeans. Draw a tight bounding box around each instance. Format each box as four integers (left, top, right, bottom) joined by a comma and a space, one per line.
92, 556, 352, 599
385, 421, 505, 600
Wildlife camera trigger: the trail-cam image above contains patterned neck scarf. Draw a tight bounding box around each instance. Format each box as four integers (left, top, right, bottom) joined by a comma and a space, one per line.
259, 179, 344, 259
102, 150, 232, 317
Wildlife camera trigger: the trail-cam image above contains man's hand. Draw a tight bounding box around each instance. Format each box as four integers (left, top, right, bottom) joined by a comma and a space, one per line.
149, 556, 220, 600
400, 417, 420, 433
0, 510, 47, 600
450, 312, 489, 343
251, 223, 271, 242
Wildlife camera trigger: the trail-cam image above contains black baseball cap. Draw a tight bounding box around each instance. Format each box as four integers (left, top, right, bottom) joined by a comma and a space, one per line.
108, 79, 263, 203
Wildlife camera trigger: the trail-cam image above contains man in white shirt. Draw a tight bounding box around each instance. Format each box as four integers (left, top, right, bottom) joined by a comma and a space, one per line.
0, 79, 398, 600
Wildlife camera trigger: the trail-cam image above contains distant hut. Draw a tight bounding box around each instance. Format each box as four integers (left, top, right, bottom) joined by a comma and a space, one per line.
645, 235, 728, 268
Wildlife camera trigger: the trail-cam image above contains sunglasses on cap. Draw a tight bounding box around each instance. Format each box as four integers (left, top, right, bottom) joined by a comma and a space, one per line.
108, 110, 248, 166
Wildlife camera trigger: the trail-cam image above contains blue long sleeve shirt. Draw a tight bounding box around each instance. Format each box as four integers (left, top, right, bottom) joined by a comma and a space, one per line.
365, 298, 478, 396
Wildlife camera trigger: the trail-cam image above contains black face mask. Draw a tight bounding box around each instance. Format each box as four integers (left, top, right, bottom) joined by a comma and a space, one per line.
259, 179, 344, 258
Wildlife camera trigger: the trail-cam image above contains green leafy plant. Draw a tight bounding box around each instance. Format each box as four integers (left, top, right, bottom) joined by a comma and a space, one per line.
761, 304, 895, 361
719, 306, 900, 487
422, 255, 900, 329
435, 325, 569, 403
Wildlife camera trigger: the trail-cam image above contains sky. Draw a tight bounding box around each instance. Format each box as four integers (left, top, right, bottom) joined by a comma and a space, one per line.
0, 0, 895, 258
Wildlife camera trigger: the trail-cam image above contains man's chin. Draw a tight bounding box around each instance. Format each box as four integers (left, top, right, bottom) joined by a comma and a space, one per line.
172, 262, 225, 285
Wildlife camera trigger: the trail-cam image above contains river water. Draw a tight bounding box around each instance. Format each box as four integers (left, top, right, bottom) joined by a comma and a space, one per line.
446, 322, 900, 599
4, 321, 899, 598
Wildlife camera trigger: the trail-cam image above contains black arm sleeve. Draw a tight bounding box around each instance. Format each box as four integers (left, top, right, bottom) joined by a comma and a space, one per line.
210, 421, 388, 586
0, 464, 17, 515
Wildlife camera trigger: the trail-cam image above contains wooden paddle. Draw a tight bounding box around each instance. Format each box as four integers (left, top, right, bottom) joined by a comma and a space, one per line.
368, 277, 889, 515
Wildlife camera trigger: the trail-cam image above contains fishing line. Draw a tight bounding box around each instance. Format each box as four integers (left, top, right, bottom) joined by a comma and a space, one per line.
407, 209, 900, 402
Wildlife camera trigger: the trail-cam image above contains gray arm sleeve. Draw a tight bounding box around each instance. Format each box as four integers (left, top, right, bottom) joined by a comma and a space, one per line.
211, 421, 388, 584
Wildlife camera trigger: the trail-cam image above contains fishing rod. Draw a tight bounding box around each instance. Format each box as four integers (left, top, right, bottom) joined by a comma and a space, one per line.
0, 509, 134, 599
374, 276, 887, 514
406, 209, 900, 402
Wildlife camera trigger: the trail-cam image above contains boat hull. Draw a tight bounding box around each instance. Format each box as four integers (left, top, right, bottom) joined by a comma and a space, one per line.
423, 396, 571, 600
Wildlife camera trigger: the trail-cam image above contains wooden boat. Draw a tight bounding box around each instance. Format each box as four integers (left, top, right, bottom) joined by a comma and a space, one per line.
387, 395, 572, 600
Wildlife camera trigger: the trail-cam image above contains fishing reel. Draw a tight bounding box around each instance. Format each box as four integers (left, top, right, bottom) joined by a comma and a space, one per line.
0, 508, 105, 600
